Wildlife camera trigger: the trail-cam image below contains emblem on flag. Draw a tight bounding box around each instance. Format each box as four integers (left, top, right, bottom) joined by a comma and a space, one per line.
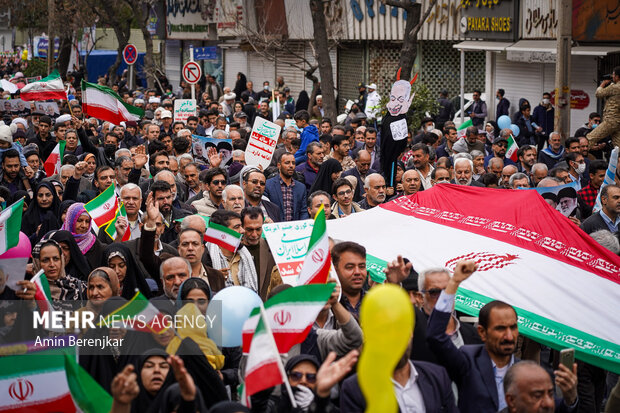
311, 249, 325, 263
445, 252, 519, 272
274, 309, 292, 326
9, 378, 34, 401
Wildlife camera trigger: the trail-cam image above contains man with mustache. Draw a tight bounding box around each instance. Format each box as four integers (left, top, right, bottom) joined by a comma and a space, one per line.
427, 261, 578, 413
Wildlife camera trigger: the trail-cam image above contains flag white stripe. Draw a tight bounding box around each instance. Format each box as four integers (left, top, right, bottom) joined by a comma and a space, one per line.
243, 303, 326, 333
0, 205, 14, 253
297, 232, 329, 284
245, 330, 279, 375
0, 370, 71, 409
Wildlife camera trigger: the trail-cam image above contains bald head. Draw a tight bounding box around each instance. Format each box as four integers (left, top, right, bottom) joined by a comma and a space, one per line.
504, 361, 555, 413
402, 169, 422, 195
356, 150, 372, 174
180, 215, 207, 234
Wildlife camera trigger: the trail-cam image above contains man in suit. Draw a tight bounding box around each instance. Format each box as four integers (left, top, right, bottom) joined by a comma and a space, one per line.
427, 261, 579, 413
264, 152, 309, 221
241, 207, 282, 301
581, 184, 620, 235
452, 157, 485, 187
311, 95, 325, 120
341, 340, 458, 412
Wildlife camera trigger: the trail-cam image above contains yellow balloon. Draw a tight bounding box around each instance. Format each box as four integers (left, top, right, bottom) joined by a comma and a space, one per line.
358, 284, 414, 413
21, 50, 28, 61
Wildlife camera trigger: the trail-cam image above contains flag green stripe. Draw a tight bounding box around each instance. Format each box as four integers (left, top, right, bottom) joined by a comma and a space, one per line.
37, 69, 61, 83
208, 222, 242, 238
266, 283, 335, 306
5, 198, 24, 249
40, 272, 52, 300
0, 349, 75, 379
456, 288, 620, 374
104, 203, 126, 239
64, 353, 113, 413
307, 208, 326, 250
99, 291, 149, 324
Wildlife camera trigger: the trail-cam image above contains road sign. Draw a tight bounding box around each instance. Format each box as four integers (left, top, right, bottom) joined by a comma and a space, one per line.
183, 61, 202, 84
193, 46, 217, 61
123, 44, 138, 65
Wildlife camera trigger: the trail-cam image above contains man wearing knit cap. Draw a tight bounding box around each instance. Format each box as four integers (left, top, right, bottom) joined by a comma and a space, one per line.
26, 115, 55, 160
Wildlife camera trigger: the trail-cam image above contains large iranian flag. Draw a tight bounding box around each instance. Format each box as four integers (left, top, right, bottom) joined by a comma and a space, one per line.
241, 283, 335, 353
243, 310, 286, 406
84, 184, 118, 228
0, 351, 112, 413
81, 80, 144, 124
0, 198, 24, 255
19, 70, 67, 101
98, 290, 168, 333
327, 184, 620, 374
43, 140, 65, 177
297, 204, 331, 285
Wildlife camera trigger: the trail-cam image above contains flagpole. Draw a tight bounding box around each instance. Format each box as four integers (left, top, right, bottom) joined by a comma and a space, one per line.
258, 304, 298, 408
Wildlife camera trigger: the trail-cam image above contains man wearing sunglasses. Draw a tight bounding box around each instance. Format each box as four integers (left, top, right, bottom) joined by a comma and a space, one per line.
242, 168, 281, 223
191, 167, 227, 217
484, 131, 517, 169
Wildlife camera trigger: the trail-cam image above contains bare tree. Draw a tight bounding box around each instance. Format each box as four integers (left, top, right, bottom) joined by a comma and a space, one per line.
126, 0, 156, 89
384, 0, 437, 81
309, 0, 337, 121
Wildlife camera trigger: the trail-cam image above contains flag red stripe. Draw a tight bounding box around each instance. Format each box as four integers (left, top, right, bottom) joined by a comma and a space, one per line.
92, 202, 118, 227
204, 235, 237, 252
305, 256, 331, 285
82, 104, 125, 125
243, 324, 314, 354
245, 361, 283, 397
1, 392, 76, 413
20, 90, 68, 102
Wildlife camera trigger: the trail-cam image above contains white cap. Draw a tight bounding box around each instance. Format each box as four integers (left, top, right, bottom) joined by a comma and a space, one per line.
56, 114, 72, 124
0, 125, 12, 144
10, 117, 27, 129
160, 110, 172, 119
149, 97, 161, 104
367, 83, 377, 90
223, 92, 236, 100
134, 98, 145, 105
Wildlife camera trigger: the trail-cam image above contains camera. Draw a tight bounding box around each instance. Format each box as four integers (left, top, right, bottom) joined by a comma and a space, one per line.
602, 74, 612, 81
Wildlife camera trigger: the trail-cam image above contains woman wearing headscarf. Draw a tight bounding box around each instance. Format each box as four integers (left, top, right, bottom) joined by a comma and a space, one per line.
309, 158, 343, 194
21, 181, 61, 241
48, 230, 92, 280
31, 239, 86, 309
83, 153, 97, 180
103, 243, 152, 300
233, 72, 247, 98
61, 202, 105, 269
72, 267, 119, 335
296, 90, 310, 112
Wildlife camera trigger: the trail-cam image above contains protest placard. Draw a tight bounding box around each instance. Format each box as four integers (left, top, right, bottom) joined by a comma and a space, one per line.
245, 116, 281, 169
531, 181, 580, 217
191, 135, 233, 166
34, 102, 59, 116
174, 99, 197, 123
263, 219, 389, 285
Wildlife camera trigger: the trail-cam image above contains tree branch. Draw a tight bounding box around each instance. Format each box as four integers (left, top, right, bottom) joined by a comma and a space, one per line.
408, 0, 437, 40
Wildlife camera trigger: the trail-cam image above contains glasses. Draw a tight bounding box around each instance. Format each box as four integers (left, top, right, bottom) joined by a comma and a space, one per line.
337, 189, 352, 197
288, 372, 317, 384
211, 179, 226, 186
249, 179, 266, 186
421, 288, 444, 298
495, 142, 507, 147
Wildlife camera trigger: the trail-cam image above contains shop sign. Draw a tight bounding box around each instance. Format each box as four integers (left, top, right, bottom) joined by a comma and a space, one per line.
460, 0, 518, 41
522, 0, 558, 39
550, 90, 590, 110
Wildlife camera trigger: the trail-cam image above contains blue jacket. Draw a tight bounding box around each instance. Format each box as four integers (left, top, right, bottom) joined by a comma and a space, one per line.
340, 361, 458, 413
264, 176, 309, 221
427, 307, 577, 413
294, 124, 319, 165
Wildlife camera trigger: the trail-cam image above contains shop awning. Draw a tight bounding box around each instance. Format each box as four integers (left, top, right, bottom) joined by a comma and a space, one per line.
453, 41, 513, 52
571, 46, 620, 56
505, 40, 556, 53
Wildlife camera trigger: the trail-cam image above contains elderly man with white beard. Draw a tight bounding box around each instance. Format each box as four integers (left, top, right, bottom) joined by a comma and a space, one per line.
451, 158, 485, 187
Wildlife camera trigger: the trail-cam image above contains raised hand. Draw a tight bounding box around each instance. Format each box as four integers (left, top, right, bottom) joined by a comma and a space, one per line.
384, 255, 412, 285
168, 355, 196, 402
73, 161, 87, 179
316, 350, 359, 398
110, 364, 139, 406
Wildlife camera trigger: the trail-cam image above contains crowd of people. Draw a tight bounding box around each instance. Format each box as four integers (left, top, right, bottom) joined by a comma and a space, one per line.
0, 62, 619, 413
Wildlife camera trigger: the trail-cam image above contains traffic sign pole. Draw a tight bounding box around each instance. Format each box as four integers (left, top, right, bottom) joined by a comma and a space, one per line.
129, 64, 134, 90
123, 44, 138, 91
190, 47, 195, 101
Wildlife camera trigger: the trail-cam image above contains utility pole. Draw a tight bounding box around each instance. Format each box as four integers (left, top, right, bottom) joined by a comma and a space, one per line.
554, 0, 572, 140
47, 0, 54, 73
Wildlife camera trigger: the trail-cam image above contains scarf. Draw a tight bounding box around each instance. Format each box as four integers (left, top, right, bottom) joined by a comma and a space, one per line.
542, 145, 565, 160
32, 239, 84, 304
61, 203, 97, 254
206, 243, 258, 292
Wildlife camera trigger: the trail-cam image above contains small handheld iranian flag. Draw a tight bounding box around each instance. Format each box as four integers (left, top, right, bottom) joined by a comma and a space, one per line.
81, 80, 144, 124
205, 222, 242, 253
19, 69, 67, 101
98, 290, 168, 333
297, 204, 331, 285
243, 308, 294, 408
84, 184, 118, 228
0, 350, 113, 413
104, 202, 131, 241
241, 283, 336, 353
0, 198, 24, 255
270, 90, 280, 122
506, 134, 519, 162
43, 140, 65, 177
457, 118, 473, 138
31, 270, 55, 314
